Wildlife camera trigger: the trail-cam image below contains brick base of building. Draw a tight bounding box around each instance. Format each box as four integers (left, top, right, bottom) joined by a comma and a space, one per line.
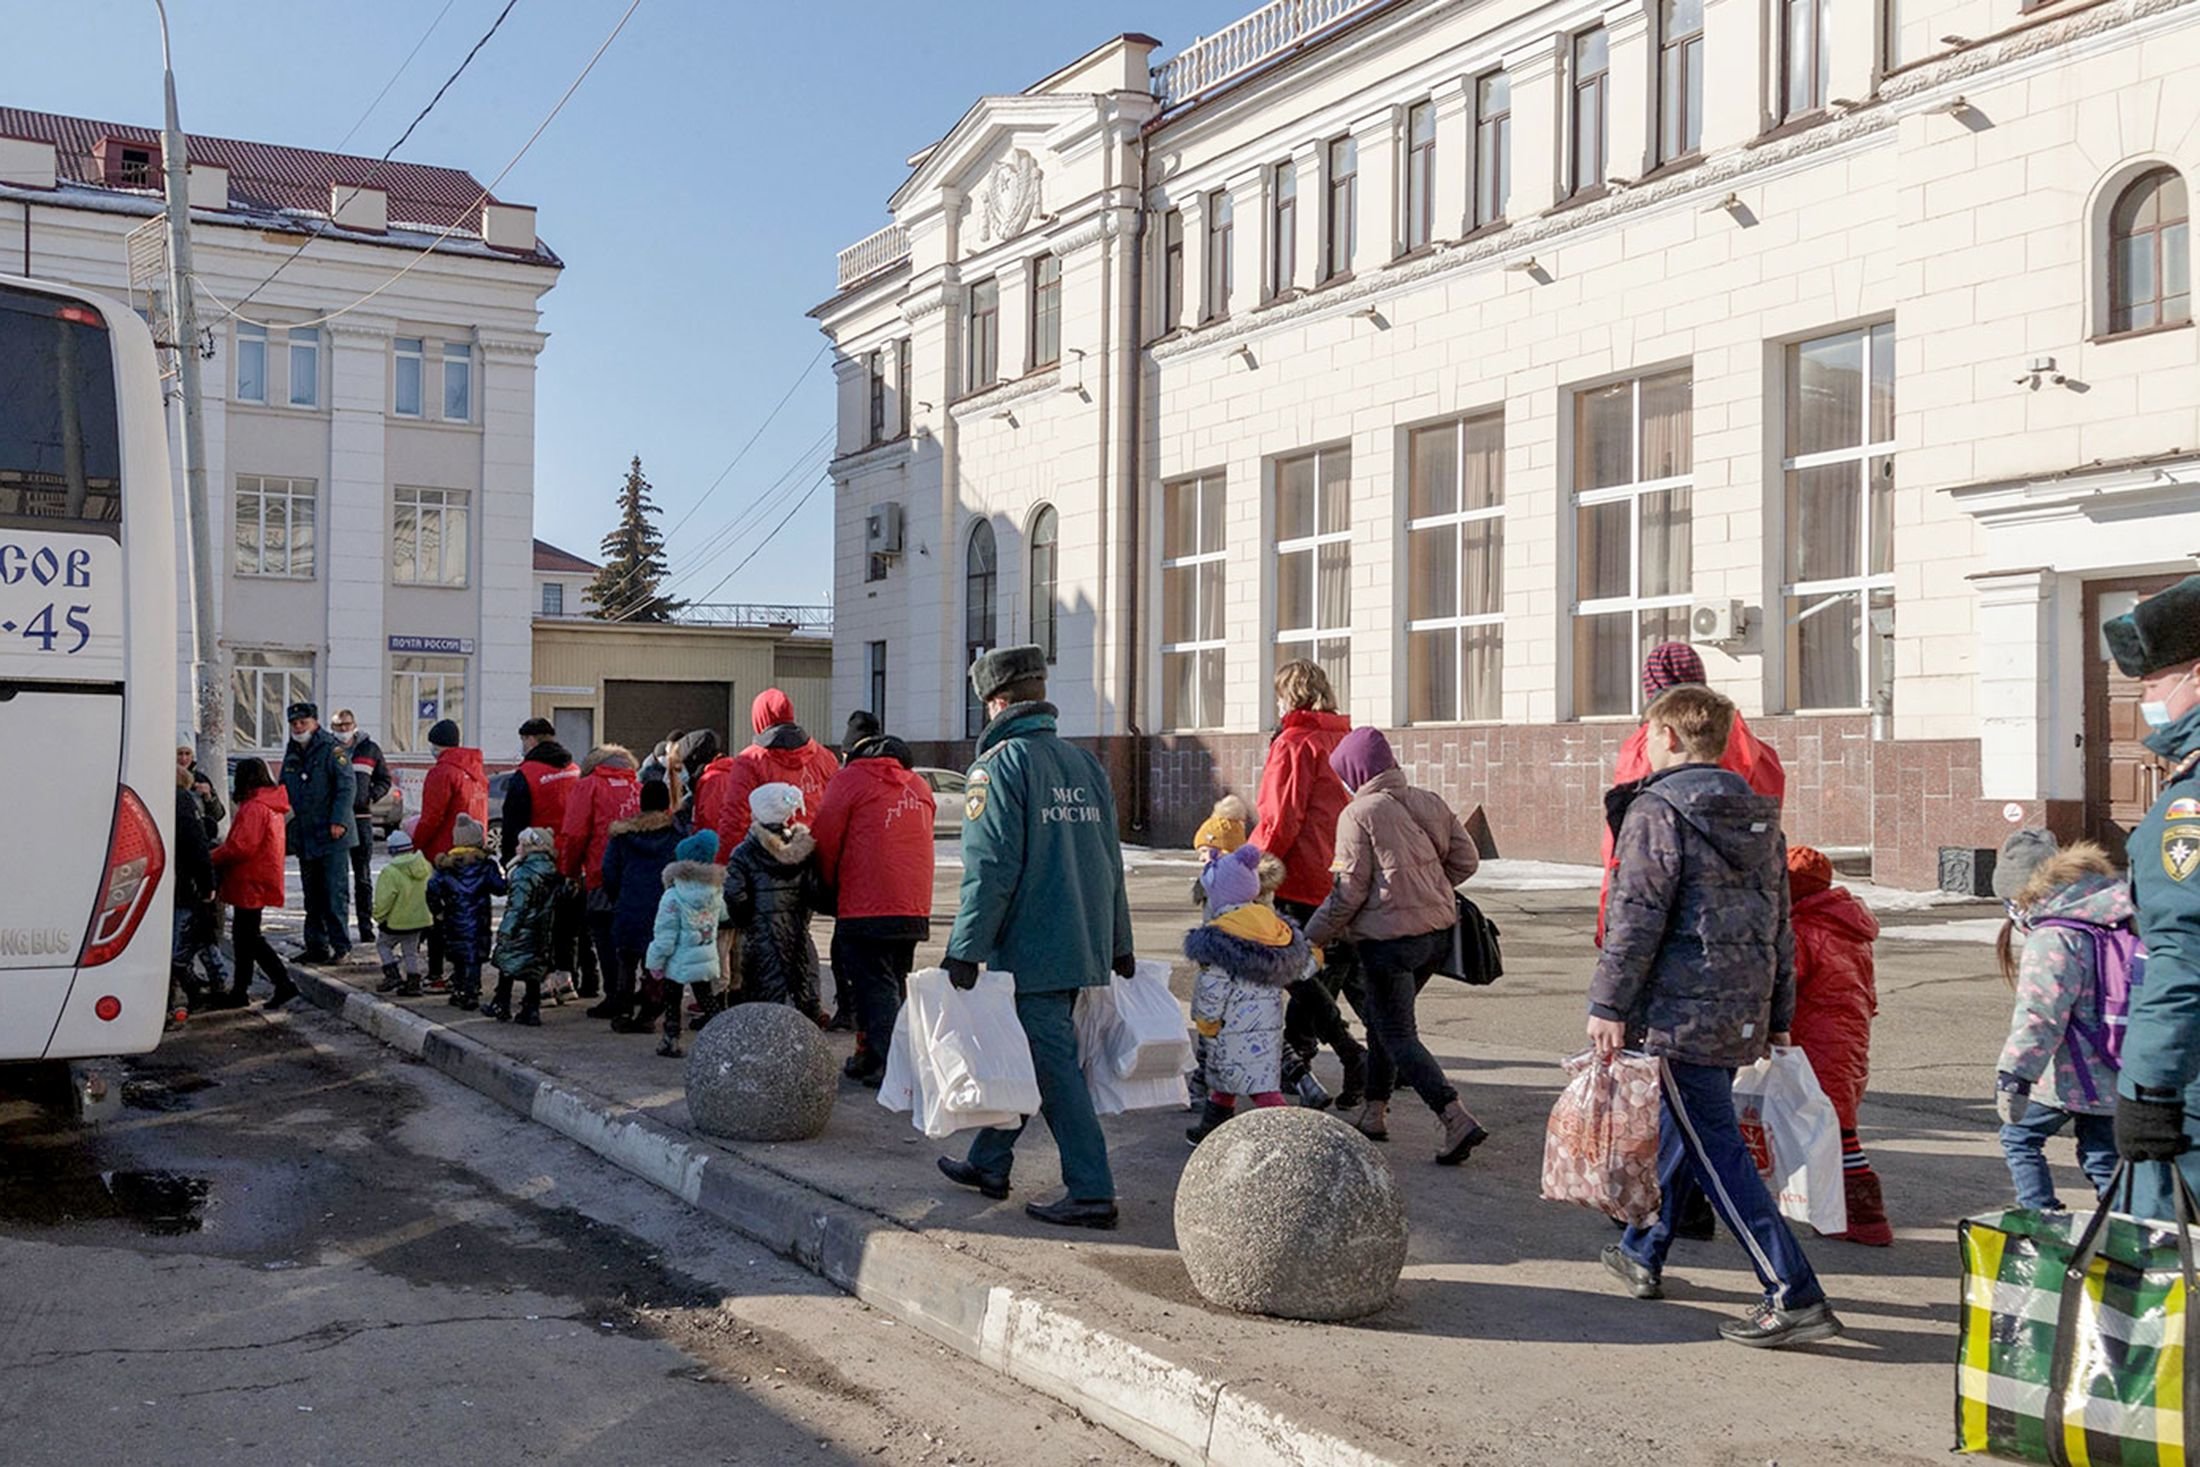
902, 717, 2075, 892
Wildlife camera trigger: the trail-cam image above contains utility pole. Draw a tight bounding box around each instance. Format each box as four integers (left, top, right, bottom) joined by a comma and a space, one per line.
153, 0, 225, 771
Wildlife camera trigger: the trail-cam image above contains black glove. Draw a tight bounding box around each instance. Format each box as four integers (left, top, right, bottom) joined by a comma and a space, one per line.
945, 957, 980, 990
1112, 952, 1138, 980
2116, 1093, 2192, 1162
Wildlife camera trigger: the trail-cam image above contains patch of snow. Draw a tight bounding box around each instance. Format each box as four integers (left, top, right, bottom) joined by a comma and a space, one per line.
1847, 883, 1992, 913
1466, 859, 1605, 891
1874, 917, 2007, 945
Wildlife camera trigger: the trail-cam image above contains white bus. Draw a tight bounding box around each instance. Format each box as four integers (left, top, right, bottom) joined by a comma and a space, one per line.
0, 274, 175, 1065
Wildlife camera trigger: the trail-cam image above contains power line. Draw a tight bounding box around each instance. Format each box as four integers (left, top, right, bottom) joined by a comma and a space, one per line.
662, 342, 830, 539
330, 0, 462, 152
224, 0, 522, 318
678, 476, 829, 610
195, 0, 643, 330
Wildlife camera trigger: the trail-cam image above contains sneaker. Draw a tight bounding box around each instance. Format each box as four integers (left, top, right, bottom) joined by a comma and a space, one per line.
1601, 1244, 1664, 1301
1718, 1299, 1844, 1349
1293, 1071, 1333, 1111
424, 977, 451, 994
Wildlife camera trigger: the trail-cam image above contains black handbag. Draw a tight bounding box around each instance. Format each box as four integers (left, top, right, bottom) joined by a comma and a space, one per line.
1439, 892, 1503, 986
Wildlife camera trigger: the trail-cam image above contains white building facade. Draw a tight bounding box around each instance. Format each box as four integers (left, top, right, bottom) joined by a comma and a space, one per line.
816, 0, 2200, 886
0, 106, 558, 775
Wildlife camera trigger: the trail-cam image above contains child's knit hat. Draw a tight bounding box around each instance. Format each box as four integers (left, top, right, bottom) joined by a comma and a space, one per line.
749, 782, 804, 828
387, 829, 413, 855
1993, 829, 2060, 901
1786, 845, 1833, 899
675, 829, 720, 865
452, 813, 486, 849
516, 826, 557, 858
1193, 794, 1250, 856
1201, 843, 1263, 911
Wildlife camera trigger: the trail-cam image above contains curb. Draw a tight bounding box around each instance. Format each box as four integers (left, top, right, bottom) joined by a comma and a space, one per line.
285, 962, 1400, 1467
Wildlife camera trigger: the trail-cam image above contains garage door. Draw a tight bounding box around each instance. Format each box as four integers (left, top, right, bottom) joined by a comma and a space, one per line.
603, 680, 732, 756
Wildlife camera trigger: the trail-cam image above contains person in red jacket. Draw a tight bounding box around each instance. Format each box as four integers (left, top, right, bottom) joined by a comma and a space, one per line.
413, 719, 488, 989
708, 689, 841, 854
210, 759, 295, 1009
810, 731, 936, 1084
1596, 643, 1786, 946
1786, 845, 1891, 1246
561, 744, 643, 1017
1247, 658, 1367, 1110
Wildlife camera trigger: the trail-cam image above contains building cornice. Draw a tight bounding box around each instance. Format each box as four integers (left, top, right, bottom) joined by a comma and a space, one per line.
831, 437, 918, 478
946, 367, 1063, 424
901, 281, 965, 324
479, 332, 546, 359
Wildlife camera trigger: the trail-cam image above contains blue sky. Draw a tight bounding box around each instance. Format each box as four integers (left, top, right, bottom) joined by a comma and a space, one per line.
1, 0, 1255, 608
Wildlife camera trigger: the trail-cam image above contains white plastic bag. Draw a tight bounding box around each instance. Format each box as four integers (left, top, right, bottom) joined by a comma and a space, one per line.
1732, 1046, 1848, 1236
877, 967, 1039, 1139
1074, 964, 1193, 1113
1085, 1068, 1189, 1116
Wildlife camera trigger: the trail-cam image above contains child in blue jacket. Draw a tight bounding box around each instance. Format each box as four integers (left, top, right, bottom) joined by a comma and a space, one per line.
648, 830, 727, 1058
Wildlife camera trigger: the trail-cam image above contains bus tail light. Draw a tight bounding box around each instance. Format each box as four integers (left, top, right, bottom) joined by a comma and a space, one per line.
80, 786, 164, 968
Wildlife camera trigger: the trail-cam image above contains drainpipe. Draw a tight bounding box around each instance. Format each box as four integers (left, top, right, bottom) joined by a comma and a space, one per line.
1120, 122, 1150, 834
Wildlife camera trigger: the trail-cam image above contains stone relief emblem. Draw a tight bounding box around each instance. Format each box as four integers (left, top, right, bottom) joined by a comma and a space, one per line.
980, 148, 1042, 242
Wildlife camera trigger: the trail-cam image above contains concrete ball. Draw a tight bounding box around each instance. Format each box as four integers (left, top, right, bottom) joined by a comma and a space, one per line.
1173, 1107, 1407, 1321
684, 1002, 837, 1142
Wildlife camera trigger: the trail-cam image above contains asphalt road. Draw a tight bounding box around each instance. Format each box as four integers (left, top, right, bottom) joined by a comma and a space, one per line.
0, 1009, 1154, 1467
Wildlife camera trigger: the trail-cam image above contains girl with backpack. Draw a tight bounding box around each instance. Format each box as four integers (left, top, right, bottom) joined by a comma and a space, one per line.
1992, 832, 2139, 1211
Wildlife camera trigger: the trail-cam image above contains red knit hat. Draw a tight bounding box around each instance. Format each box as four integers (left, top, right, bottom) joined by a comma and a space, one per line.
1787, 845, 1833, 898
1641, 642, 1707, 705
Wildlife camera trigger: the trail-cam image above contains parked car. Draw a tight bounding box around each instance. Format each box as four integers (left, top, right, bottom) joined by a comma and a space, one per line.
485, 770, 516, 853
914, 767, 966, 840
370, 783, 404, 839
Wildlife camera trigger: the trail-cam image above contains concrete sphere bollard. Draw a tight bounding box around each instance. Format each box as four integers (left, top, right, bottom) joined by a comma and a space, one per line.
1173, 1107, 1407, 1321
684, 1002, 836, 1142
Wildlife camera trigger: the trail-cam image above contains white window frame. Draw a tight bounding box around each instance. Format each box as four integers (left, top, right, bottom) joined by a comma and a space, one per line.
442, 340, 473, 422
1272, 446, 1352, 701
541, 581, 565, 616
1160, 471, 1227, 732
1405, 414, 1505, 724
389, 655, 468, 756
287, 326, 320, 408
1571, 371, 1693, 718
234, 474, 317, 579
235, 321, 267, 404
394, 337, 424, 417
393, 485, 470, 587
1204, 189, 1233, 321
1404, 100, 1437, 253
231, 651, 314, 753
1781, 323, 1896, 714
1474, 71, 1511, 229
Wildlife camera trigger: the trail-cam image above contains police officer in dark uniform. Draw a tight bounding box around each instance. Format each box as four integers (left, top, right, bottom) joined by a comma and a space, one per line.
2104, 575, 2200, 1216
280, 701, 358, 964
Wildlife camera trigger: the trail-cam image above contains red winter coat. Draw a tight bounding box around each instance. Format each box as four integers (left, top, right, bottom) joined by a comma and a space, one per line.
1788, 885, 1881, 1128
560, 746, 641, 888
416, 745, 488, 862
810, 752, 935, 921
692, 754, 742, 846
1249, 709, 1353, 909
212, 785, 291, 909
712, 689, 840, 853
1596, 711, 1785, 945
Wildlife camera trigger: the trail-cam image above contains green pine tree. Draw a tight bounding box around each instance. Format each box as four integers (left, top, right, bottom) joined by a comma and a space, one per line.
587, 456, 684, 622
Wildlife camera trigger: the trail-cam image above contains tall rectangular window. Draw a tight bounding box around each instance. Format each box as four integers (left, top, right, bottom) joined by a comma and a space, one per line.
1571, 369, 1693, 716
1204, 189, 1233, 320
894, 337, 911, 437
1660, 0, 1705, 162
1404, 101, 1437, 253
287, 327, 319, 408
234, 475, 316, 579
1474, 72, 1512, 228
867, 349, 888, 444
1161, 208, 1185, 332
1270, 160, 1298, 297
1783, 0, 1829, 119
393, 485, 470, 587
965, 278, 999, 392
390, 655, 467, 755
394, 337, 423, 416
442, 341, 472, 421
1783, 324, 1896, 711
1324, 136, 1358, 280
236, 322, 266, 403
1572, 27, 1610, 196
1407, 414, 1506, 723
231, 651, 314, 753
542, 581, 565, 616
867, 640, 888, 719
1274, 446, 1352, 706
1161, 472, 1226, 731
1030, 254, 1061, 369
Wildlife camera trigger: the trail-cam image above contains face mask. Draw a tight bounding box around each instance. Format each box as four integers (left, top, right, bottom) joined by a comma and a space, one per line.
2142, 672, 2194, 730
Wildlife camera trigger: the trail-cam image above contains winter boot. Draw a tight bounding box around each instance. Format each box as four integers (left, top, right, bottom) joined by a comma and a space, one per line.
378, 962, 404, 995
1435, 1100, 1490, 1166
398, 971, 423, 998
1292, 1067, 1333, 1111
1334, 1038, 1369, 1112
1832, 1168, 1894, 1247
656, 1034, 682, 1058
1352, 1098, 1391, 1142
1185, 1099, 1234, 1147
514, 980, 543, 1028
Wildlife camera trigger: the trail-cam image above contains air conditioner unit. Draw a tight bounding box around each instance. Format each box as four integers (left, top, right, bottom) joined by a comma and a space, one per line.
1689, 598, 1746, 644
865, 502, 904, 555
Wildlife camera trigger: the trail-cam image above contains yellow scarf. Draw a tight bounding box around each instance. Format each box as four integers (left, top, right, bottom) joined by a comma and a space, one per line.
1208, 902, 1295, 948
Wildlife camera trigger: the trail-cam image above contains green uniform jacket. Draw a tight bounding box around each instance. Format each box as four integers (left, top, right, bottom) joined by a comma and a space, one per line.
281, 727, 357, 858
2118, 702, 2200, 1097
945, 702, 1133, 994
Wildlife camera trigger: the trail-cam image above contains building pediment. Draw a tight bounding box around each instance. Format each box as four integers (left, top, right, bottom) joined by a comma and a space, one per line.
888, 94, 1095, 224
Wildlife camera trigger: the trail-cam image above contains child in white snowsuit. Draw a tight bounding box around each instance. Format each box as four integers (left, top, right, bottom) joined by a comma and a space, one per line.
1185, 843, 1313, 1145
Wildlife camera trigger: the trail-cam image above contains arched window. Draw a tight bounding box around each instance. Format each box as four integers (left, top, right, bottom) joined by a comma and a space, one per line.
2110, 168, 2190, 334
963, 519, 998, 737
1028, 504, 1059, 664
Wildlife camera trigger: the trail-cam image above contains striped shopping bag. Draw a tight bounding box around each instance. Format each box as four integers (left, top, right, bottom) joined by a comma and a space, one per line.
1957, 1166, 2200, 1464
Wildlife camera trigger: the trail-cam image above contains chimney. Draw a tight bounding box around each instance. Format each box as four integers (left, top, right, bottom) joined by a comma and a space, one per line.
0, 136, 56, 189
481, 200, 537, 253
329, 182, 387, 233
187, 162, 229, 211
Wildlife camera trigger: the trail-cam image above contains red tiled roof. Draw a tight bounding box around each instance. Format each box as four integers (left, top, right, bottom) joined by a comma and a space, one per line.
533, 538, 597, 573
0, 104, 557, 264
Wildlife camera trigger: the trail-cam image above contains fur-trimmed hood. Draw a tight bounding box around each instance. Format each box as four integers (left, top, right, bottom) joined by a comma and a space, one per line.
609, 808, 676, 838
435, 845, 495, 872
662, 859, 728, 889
1183, 919, 1310, 988
579, 743, 636, 776
744, 823, 816, 869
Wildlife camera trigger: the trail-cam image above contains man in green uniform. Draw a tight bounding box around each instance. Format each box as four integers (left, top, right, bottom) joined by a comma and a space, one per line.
2104, 575, 2200, 1217
935, 645, 1136, 1230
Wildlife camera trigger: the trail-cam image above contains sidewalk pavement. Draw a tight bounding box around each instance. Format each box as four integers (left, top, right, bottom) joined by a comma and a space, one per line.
263, 869, 2020, 1467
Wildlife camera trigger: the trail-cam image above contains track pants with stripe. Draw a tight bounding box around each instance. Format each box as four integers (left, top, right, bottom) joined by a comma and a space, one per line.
1620, 1059, 1826, 1310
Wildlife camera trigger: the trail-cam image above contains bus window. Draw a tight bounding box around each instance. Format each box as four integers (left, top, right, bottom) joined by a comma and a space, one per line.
0, 283, 123, 534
